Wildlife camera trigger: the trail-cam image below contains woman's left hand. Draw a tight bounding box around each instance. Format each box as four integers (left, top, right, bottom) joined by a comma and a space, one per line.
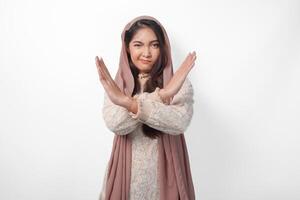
95, 56, 129, 107
159, 51, 197, 103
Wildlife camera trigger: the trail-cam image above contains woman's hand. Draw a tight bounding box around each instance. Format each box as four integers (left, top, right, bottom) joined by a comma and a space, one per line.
159, 51, 196, 103
95, 56, 130, 107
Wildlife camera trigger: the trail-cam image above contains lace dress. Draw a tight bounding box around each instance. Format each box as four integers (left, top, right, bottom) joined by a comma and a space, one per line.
99, 77, 194, 200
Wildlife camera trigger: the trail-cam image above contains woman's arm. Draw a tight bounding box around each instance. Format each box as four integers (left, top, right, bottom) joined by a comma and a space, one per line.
95, 56, 140, 135
128, 78, 194, 135
95, 55, 196, 135
102, 92, 140, 135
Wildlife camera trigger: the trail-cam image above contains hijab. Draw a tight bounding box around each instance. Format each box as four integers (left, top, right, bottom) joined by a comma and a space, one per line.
104, 15, 195, 200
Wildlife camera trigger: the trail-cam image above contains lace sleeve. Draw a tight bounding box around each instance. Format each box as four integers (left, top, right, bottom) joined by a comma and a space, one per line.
102, 93, 140, 135
129, 78, 194, 135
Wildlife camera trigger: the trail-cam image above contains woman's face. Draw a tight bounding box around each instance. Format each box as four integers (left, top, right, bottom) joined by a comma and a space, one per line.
128, 27, 160, 73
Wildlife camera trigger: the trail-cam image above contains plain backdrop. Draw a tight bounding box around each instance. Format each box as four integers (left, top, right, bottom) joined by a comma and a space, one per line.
1, 0, 300, 199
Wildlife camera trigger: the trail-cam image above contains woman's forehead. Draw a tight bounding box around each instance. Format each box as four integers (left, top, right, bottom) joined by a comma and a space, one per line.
131, 27, 158, 42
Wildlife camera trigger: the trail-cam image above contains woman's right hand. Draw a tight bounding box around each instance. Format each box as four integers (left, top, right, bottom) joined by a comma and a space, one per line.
159, 51, 197, 103
95, 56, 129, 107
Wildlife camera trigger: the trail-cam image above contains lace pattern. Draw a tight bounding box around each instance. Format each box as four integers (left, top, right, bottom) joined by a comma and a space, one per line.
99, 78, 194, 199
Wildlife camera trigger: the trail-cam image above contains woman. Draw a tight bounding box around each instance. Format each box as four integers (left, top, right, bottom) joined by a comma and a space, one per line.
96, 15, 197, 200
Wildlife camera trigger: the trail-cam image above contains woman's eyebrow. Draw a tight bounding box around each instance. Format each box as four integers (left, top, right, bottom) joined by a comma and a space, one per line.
132, 40, 159, 44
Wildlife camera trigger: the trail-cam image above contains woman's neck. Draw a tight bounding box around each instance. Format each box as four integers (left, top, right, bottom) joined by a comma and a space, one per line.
138, 72, 150, 92
138, 72, 151, 79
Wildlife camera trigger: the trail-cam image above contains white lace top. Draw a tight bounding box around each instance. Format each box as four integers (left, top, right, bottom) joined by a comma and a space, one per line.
99, 77, 194, 200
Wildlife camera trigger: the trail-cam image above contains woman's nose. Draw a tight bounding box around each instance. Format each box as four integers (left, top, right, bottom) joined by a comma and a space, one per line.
142, 47, 151, 57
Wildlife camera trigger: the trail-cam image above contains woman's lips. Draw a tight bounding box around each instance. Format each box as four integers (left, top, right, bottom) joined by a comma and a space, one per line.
140, 59, 151, 64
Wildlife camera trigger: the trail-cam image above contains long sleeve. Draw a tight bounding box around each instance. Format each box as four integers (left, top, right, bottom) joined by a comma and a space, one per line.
102, 92, 140, 135
129, 78, 194, 135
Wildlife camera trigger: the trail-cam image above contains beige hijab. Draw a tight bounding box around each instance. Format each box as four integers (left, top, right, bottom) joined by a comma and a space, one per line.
104, 15, 195, 200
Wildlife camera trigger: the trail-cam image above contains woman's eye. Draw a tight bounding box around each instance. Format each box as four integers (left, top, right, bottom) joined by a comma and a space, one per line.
134, 44, 141, 47
152, 43, 159, 48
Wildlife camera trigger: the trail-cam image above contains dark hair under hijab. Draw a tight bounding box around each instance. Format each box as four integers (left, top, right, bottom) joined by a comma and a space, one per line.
124, 19, 169, 139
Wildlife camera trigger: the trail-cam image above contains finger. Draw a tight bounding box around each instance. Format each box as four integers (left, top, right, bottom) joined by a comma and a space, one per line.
187, 55, 196, 70
189, 59, 196, 69
99, 58, 120, 88
187, 52, 192, 60
190, 51, 196, 61
95, 56, 100, 68
181, 53, 192, 66
192, 51, 196, 58
95, 57, 103, 77
97, 57, 115, 88
192, 54, 197, 62
188, 51, 196, 63
101, 79, 111, 92
96, 59, 110, 91
184, 53, 196, 68
96, 57, 107, 82
100, 59, 114, 82
95, 56, 103, 70
96, 56, 106, 73
98, 67, 105, 81
182, 58, 195, 73
188, 62, 195, 71
98, 58, 118, 88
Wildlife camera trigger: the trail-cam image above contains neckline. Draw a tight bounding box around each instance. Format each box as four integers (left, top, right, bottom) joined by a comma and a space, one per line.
138, 72, 151, 79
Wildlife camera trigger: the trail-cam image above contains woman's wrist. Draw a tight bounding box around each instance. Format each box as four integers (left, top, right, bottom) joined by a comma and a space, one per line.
158, 88, 171, 104
158, 88, 165, 99
122, 96, 138, 113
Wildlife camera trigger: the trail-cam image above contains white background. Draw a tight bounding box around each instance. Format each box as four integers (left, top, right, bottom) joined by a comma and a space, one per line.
1, 0, 300, 199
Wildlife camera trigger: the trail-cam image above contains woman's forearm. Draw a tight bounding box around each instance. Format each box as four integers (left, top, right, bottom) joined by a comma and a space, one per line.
120, 88, 171, 114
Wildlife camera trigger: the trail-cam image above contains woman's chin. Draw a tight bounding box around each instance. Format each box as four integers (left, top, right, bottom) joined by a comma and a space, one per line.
136, 65, 153, 73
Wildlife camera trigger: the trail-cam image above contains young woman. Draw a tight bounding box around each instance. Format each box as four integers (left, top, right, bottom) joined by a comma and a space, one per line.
96, 15, 197, 200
